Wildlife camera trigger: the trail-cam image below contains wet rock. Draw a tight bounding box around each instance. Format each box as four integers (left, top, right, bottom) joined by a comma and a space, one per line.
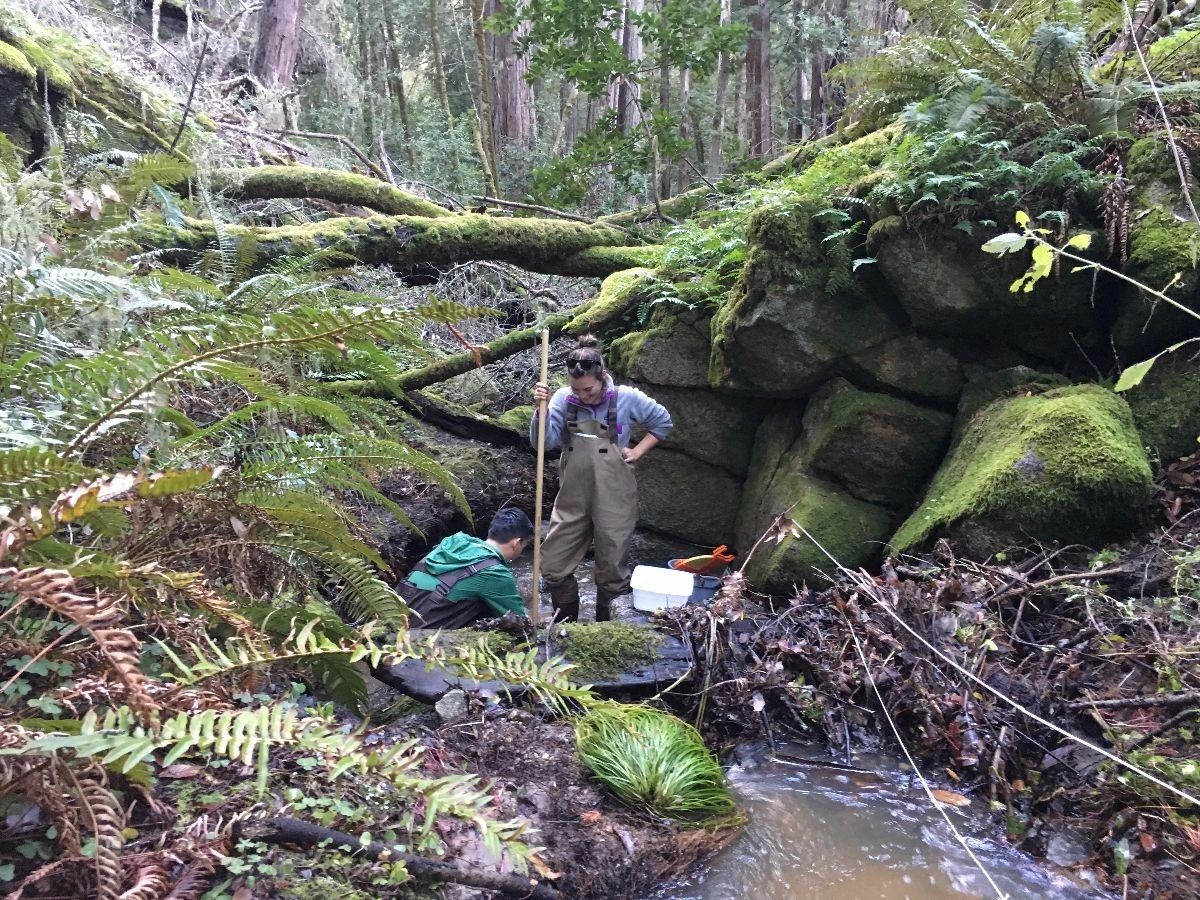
711, 197, 899, 395
736, 410, 893, 593
1124, 350, 1200, 463
801, 378, 952, 508
875, 226, 1104, 361
893, 384, 1153, 556
608, 309, 713, 388
627, 380, 767, 476
435, 689, 469, 724
636, 447, 742, 545
1046, 829, 1091, 867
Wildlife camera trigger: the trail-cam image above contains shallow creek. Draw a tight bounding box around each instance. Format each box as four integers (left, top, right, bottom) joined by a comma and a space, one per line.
654, 749, 1103, 900
510, 543, 1103, 899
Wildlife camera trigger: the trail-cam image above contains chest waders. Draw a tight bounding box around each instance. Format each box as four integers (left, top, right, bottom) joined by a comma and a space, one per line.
540, 390, 638, 622
402, 556, 502, 629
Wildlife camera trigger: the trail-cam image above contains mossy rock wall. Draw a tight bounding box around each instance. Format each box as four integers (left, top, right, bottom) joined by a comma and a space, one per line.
735, 409, 893, 591
874, 226, 1105, 362
892, 385, 1153, 556
1111, 137, 1200, 359
801, 378, 953, 508
607, 310, 713, 388
1125, 351, 1200, 463
636, 448, 743, 546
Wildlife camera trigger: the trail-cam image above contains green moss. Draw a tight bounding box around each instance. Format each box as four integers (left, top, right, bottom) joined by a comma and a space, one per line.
559, 622, 661, 682
0, 39, 34, 79
208, 165, 452, 218
565, 267, 657, 334
865, 214, 904, 251
1125, 352, 1200, 462
492, 404, 533, 432
1128, 207, 1200, 290
12, 36, 70, 91
557, 244, 663, 277
892, 385, 1153, 555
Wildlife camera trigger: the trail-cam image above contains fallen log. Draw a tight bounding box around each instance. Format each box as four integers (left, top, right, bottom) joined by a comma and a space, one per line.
321, 267, 649, 398
186, 165, 454, 218
238, 816, 559, 899
125, 213, 660, 279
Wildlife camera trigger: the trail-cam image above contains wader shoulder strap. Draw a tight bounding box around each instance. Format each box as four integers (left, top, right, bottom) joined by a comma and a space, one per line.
606, 387, 619, 444
566, 401, 580, 430
408, 556, 503, 601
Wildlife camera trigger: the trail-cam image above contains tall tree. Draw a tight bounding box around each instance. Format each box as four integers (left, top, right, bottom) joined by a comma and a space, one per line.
708, 0, 732, 176
790, 0, 807, 141
470, 0, 502, 195
744, 0, 773, 158
614, 0, 644, 133
486, 0, 536, 149
383, 4, 419, 173
253, 0, 303, 89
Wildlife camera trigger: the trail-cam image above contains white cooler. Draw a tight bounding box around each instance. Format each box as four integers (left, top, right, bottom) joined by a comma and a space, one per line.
630, 564, 696, 612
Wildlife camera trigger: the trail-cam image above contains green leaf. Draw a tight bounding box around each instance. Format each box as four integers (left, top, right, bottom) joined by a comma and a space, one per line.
981, 233, 1027, 255
1015, 210, 1030, 228
1115, 357, 1156, 391
1066, 233, 1092, 250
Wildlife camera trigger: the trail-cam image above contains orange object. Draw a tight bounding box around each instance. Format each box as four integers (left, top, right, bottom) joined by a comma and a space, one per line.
670, 545, 735, 575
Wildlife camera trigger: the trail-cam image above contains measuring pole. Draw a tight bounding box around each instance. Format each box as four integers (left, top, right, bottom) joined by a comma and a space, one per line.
530, 328, 550, 625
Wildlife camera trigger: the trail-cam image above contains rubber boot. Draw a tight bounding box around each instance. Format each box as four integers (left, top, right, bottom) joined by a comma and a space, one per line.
594, 587, 618, 623
546, 578, 580, 623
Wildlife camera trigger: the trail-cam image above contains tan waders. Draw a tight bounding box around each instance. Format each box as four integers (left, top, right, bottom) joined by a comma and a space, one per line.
541, 397, 638, 622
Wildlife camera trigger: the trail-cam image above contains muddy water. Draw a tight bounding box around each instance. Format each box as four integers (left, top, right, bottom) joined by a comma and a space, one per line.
511, 538, 1101, 899
656, 751, 1103, 900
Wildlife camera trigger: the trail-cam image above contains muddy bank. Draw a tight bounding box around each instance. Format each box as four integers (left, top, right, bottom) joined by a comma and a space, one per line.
655, 453, 1200, 897
420, 708, 738, 899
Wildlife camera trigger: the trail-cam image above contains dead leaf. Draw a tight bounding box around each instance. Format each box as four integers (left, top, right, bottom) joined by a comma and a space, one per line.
232, 886, 254, 900
931, 788, 971, 807
527, 851, 563, 880
160, 763, 203, 779
579, 810, 601, 826
751, 692, 765, 713
1139, 833, 1157, 853
100, 183, 122, 203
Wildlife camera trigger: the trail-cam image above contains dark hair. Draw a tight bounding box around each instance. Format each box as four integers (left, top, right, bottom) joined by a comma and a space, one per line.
488, 508, 534, 543
566, 334, 604, 377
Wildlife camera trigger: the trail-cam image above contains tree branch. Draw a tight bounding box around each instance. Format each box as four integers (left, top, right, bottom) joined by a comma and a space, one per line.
238, 816, 559, 899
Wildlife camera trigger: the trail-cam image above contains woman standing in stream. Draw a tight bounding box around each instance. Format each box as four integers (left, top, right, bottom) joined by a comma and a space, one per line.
531, 335, 673, 622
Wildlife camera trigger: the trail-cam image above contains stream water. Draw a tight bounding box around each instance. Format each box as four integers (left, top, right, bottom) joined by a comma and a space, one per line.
654, 750, 1104, 900
511, 540, 1103, 899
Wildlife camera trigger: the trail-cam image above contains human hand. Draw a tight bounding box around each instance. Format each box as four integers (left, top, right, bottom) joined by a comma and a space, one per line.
621, 447, 641, 465
533, 382, 550, 404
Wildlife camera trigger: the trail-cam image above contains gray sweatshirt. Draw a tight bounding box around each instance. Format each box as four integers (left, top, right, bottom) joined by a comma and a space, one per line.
530, 375, 673, 450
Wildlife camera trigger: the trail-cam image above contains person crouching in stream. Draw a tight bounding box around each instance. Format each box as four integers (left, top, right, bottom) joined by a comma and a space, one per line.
531, 334, 673, 622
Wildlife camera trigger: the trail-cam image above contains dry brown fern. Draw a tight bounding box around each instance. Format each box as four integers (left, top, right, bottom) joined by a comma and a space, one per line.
0, 567, 158, 719
117, 863, 172, 900
65, 766, 126, 900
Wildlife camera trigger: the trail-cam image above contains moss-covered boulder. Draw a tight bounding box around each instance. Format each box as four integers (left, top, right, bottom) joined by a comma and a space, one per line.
1125, 351, 1200, 462
846, 333, 964, 402
892, 385, 1153, 556
710, 196, 900, 395
627, 381, 765, 476
607, 310, 713, 388
1111, 137, 1200, 359
736, 410, 892, 592
875, 226, 1103, 360
636, 448, 742, 546
956, 367, 1072, 429
801, 379, 952, 508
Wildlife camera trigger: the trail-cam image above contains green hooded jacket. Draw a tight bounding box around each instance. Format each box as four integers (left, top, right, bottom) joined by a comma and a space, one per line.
404, 532, 525, 617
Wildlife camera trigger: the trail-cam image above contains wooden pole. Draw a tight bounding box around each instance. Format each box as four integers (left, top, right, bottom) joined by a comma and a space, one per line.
530, 328, 550, 624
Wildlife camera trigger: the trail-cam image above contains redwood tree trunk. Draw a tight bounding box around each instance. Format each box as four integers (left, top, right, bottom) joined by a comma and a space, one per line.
253, 0, 303, 88
485, 0, 535, 149
744, 0, 773, 158
615, 0, 644, 133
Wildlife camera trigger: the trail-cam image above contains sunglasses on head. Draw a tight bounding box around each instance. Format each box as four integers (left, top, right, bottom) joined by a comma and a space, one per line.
566, 358, 601, 376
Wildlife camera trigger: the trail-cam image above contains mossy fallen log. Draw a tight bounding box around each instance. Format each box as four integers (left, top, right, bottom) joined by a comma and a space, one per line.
125, 213, 659, 278
324, 267, 650, 399
193, 165, 454, 218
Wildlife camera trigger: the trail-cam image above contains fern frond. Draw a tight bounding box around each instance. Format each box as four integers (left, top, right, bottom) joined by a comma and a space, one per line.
0, 448, 98, 506
0, 566, 157, 718
68, 767, 125, 900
